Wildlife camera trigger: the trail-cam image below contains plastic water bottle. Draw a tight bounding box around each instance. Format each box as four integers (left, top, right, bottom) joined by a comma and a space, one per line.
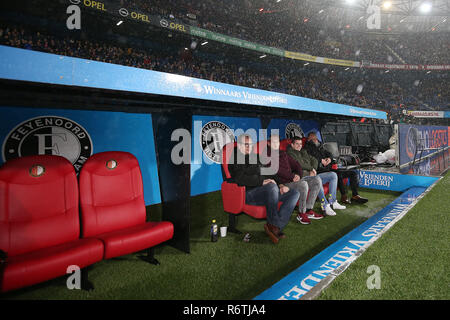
211, 219, 218, 242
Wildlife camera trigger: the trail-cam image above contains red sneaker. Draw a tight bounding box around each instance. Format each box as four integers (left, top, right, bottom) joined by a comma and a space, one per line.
306, 210, 324, 220
296, 212, 311, 225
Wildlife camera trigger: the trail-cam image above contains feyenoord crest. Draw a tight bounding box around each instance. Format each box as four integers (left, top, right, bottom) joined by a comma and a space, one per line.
285, 123, 304, 140
106, 159, 118, 170
29, 164, 45, 178
200, 121, 235, 164
2, 116, 93, 173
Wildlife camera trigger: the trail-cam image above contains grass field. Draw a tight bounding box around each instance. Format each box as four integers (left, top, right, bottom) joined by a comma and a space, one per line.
2, 188, 400, 300
317, 171, 450, 300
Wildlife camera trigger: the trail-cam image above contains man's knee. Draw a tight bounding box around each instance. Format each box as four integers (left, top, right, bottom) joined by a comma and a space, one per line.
266, 182, 279, 195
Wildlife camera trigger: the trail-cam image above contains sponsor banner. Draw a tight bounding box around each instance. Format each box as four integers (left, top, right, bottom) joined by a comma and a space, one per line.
190, 26, 284, 57
398, 124, 449, 167
406, 111, 445, 118
74, 0, 154, 25
0, 46, 387, 120
284, 51, 317, 63
362, 62, 450, 71
191, 115, 261, 196
0, 106, 161, 205
254, 185, 433, 300
284, 52, 360, 67
358, 170, 439, 191
322, 57, 359, 67
399, 149, 450, 176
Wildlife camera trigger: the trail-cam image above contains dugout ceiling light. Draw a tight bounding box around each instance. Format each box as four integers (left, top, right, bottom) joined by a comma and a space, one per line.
382, 1, 392, 9
419, 2, 432, 13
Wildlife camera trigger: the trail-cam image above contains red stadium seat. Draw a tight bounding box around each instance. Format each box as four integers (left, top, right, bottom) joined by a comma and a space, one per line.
0, 155, 104, 293
221, 141, 283, 233
221, 142, 265, 232
79, 151, 173, 264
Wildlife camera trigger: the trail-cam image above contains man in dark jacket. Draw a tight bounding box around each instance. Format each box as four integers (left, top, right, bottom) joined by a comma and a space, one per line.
228, 134, 300, 244
305, 132, 368, 204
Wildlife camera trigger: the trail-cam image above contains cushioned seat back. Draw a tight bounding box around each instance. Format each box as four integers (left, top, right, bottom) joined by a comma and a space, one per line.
79, 151, 146, 238
0, 155, 79, 257
221, 142, 237, 180
279, 139, 292, 151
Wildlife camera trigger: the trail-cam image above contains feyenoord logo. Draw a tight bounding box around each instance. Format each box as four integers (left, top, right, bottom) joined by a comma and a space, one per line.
200, 121, 235, 164
2, 116, 93, 173
29, 164, 45, 178
285, 123, 304, 140
406, 127, 419, 159
106, 159, 118, 170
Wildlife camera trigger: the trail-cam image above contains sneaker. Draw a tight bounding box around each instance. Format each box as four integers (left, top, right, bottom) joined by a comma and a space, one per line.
296, 212, 311, 225
332, 201, 346, 210
351, 195, 369, 204
306, 210, 324, 220
324, 204, 336, 216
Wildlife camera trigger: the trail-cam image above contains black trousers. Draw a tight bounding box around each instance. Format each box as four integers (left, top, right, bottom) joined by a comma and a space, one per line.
336, 170, 359, 197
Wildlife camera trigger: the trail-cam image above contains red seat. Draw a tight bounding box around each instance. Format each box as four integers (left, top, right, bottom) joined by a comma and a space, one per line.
79, 151, 174, 262
221, 141, 281, 232
0, 155, 104, 293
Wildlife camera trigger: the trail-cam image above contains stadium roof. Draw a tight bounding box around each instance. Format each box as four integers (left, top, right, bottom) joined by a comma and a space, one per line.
269, 0, 450, 33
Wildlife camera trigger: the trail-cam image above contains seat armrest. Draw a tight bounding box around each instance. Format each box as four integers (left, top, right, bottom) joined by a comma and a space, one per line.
221, 181, 246, 214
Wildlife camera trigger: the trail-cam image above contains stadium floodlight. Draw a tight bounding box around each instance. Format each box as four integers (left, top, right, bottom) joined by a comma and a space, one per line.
419, 2, 432, 13
382, 1, 392, 9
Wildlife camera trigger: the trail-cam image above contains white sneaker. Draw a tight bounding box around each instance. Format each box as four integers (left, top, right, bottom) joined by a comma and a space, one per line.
332, 201, 346, 210
324, 204, 336, 216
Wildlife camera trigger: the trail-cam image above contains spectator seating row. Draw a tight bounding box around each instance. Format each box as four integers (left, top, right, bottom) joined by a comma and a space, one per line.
0, 151, 174, 293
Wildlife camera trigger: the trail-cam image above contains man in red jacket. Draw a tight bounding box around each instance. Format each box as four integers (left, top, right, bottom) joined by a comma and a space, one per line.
267, 135, 323, 225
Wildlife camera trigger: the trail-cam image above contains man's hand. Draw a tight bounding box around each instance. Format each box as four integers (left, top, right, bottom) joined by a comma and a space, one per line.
279, 185, 290, 194
310, 169, 317, 176
293, 174, 301, 182
321, 158, 331, 166
263, 179, 276, 185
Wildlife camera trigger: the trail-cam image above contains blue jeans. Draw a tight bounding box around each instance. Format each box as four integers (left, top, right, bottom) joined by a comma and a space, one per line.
246, 183, 300, 231
316, 171, 338, 207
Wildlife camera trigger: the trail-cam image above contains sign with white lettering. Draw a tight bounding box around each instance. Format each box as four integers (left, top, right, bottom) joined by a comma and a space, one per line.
254, 185, 435, 300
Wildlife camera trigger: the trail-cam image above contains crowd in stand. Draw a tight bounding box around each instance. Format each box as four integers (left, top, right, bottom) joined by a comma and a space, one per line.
1, 22, 448, 120
0, 22, 448, 123
121, 0, 450, 65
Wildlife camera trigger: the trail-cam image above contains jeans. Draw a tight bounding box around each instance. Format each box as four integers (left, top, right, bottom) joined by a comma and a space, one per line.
246, 183, 300, 231
337, 170, 359, 197
285, 176, 321, 213
316, 171, 338, 207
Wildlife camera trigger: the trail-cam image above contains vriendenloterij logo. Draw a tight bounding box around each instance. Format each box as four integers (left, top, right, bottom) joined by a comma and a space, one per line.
2, 116, 93, 173
285, 123, 304, 140
200, 121, 235, 163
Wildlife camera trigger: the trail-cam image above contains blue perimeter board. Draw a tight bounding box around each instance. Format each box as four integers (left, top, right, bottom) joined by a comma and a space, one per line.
254, 180, 438, 300
0, 45, 386, 119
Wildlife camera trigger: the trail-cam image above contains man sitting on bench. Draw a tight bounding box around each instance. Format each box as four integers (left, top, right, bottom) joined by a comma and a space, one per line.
228, 134, 300, 244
